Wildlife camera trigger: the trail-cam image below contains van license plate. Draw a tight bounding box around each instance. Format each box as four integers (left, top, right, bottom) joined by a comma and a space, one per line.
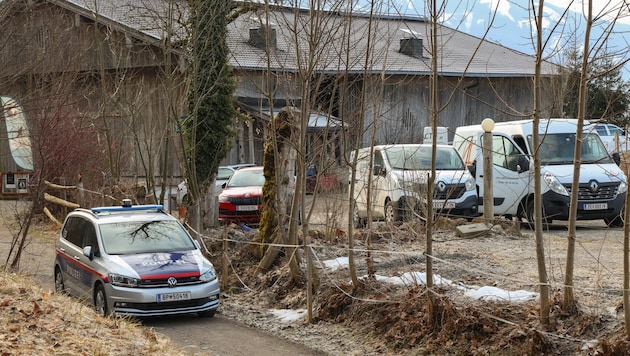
237, 205, 258, 211
583, 203, 607, 210
157, 291, 191, 302
433, 202, 456, 209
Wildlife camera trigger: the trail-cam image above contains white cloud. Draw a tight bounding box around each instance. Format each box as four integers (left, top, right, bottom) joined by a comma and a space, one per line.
545, 0, 630, 26
479, 0, 514, 21
463, 11, 474, 32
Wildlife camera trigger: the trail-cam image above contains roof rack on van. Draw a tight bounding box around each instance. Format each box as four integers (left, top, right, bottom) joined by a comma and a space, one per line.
91, 199, 164, 214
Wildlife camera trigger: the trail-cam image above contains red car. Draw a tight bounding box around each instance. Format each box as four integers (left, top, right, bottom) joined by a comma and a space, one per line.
218, 166, 265, 224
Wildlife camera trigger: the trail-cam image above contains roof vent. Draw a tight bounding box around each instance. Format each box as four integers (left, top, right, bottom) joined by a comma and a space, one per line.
399, 37, 423, 58
249, 25, 277, 51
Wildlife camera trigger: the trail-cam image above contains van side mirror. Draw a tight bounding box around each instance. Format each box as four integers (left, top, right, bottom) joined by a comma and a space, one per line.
373, 165, 385, 176
612, 152, 621, 166
517, 155, 530, 173
467, 161, 476, 177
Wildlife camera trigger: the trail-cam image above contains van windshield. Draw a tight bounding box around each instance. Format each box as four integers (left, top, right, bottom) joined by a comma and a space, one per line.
385, 146, 465, 170
527, 133, 612, 165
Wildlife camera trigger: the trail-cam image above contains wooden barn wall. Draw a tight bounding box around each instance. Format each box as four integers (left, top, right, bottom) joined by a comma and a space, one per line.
0, 2, 187, 190
1, 2, 168, 76
350, 75, 559, 147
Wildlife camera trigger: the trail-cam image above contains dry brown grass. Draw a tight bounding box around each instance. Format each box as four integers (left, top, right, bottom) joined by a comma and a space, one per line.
0, 272, 184, 355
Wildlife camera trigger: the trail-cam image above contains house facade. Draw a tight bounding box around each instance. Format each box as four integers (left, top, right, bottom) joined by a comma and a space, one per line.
0, 0, 561, 201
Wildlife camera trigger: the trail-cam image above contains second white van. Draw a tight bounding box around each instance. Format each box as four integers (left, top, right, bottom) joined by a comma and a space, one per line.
453, 118, 626, 226
349, 144, 478, 227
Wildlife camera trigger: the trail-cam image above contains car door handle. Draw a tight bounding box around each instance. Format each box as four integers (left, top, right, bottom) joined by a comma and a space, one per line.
73, 255, 81, 260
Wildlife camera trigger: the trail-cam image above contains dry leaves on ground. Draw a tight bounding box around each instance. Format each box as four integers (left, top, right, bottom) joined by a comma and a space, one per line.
0, 272, 183, 356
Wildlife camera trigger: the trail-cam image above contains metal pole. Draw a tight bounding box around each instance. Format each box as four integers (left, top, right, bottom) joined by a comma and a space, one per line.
481, 118, 494, 223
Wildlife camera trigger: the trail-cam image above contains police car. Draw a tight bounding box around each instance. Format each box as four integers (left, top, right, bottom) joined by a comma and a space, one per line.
54, 199, 220, 317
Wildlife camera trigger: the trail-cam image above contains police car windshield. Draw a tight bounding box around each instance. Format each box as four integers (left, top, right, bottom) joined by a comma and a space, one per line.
527, 133, 612, 165
99, 220, 196, 255
385, 146, 465, 170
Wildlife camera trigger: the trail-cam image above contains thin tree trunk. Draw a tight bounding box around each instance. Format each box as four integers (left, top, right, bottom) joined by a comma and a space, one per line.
533, 0, 550, 324
564, 0, 592, 313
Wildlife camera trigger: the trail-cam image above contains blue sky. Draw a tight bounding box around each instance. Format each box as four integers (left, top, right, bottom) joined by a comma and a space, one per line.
382, 0, 630, 78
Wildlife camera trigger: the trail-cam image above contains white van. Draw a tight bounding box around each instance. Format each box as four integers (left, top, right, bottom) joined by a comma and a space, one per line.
585, 122, 629, 153
452, 119, 627, 226
350, 144, 478, 227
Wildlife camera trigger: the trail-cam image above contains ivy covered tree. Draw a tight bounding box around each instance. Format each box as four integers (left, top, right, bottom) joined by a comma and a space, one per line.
184, 0, 238, 231
562, 51, 629, 125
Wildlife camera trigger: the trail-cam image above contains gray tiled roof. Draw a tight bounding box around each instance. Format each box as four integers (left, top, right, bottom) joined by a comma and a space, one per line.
52, 0, 188, 43
50, 1, 559, 77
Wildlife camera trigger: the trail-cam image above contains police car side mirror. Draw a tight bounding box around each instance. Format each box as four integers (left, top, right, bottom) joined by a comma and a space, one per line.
83, 246, 94, 260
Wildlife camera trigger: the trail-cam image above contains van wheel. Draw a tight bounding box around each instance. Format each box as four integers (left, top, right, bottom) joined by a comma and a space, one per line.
385, 201, 399, 224
353, 202, 366, 228
94, 284, 109, 317
604, 206, 624, 227
524, 200, 550, 229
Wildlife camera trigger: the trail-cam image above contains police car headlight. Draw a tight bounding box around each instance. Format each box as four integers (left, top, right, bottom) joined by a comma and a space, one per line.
465, 176, 475, 191
619, 181, 627, 194
109, 273, 140, 287
200, 266, 217, 282
543, 172, 569, 196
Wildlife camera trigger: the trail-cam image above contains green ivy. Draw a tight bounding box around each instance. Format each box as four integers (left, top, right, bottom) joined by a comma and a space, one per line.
185, 0, 237, 198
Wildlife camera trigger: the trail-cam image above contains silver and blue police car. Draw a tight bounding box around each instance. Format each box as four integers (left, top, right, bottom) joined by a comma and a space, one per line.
54, 199, 220, 317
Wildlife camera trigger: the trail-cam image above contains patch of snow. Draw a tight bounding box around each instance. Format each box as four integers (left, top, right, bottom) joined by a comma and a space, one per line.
373, 272, 453, 287
318, 257, 349, 270
321, 257, 539, 304
463, 286, 538, 302
581, 339, 599, 351
270, 308, 307, 322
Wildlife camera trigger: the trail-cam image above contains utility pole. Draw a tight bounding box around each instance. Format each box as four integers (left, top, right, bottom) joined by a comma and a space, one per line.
481, 118, 494, 223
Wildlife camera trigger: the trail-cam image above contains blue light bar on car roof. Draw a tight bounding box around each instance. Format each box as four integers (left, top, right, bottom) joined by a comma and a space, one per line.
91, 204, 164, 214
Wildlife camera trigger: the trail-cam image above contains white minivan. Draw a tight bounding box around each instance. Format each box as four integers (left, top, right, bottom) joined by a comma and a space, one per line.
350, 144, 478, 227
453, 118, 626, 226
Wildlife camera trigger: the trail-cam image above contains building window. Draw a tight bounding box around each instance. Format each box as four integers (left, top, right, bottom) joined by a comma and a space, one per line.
402, 108, 414, 129
36, 27, 52, 50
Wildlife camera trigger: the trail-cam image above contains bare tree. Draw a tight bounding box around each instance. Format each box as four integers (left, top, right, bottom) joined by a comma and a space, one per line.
531, 0, 553, 324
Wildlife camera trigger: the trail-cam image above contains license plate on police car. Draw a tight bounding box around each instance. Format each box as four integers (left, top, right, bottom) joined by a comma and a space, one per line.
157, 291, 191, 302
583, 203, 607, 210
433, 202, 456, 209
237, 205, 258, 211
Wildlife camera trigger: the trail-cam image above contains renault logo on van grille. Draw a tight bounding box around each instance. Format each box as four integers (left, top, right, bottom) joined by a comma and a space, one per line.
436, 181, 446, 192
589, 180, 599, 193
167, 276, 178, 287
